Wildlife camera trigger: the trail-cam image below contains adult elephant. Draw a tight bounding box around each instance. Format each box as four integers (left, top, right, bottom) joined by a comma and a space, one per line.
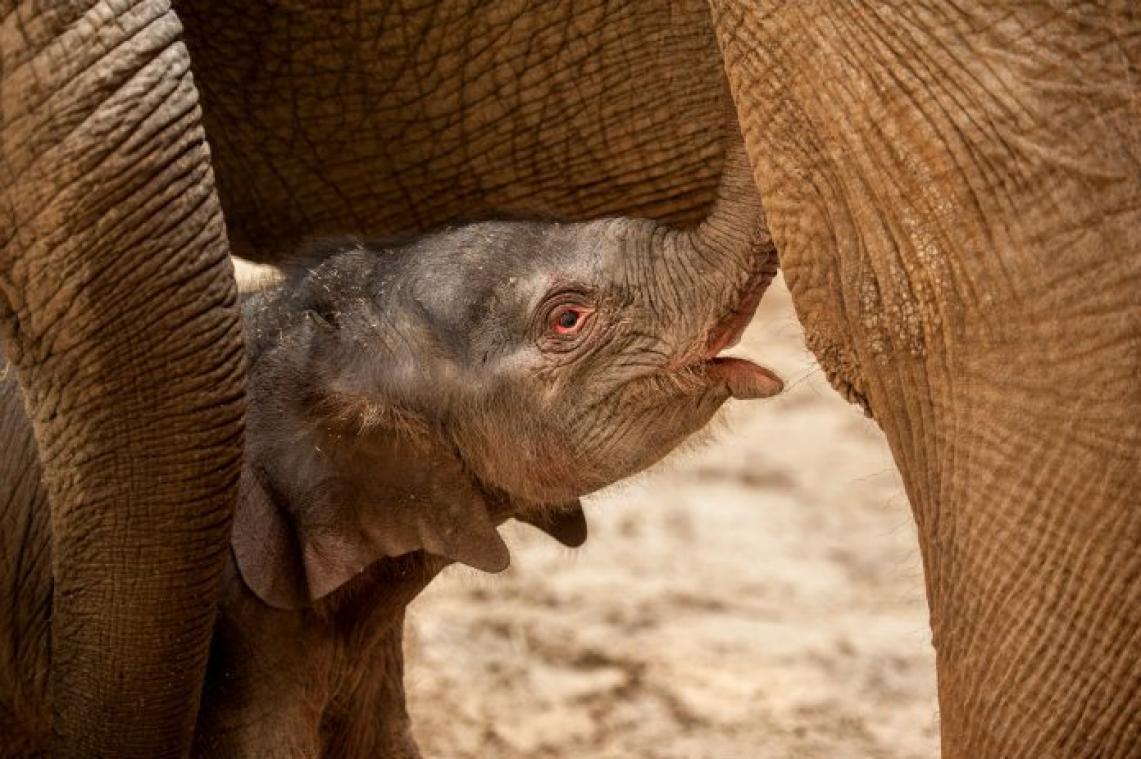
0, 1, 245, 756
172, 1, 1139, 757
1, 1, 1136, 758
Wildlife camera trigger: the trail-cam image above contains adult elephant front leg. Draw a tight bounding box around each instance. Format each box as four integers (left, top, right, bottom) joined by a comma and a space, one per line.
712, 2, 1140, 756
0, 1, 244, 755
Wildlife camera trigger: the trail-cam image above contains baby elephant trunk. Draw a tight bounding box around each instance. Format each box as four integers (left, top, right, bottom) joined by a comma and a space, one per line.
650, 115, 778, 358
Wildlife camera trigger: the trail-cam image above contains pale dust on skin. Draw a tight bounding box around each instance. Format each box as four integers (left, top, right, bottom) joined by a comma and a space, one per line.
400, 275, 939, 759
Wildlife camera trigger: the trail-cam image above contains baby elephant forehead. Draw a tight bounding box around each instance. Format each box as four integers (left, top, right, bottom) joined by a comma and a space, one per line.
411, 224, 563, 308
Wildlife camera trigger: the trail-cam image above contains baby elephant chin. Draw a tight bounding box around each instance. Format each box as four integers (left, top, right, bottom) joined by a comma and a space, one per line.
706, 357, 784, 399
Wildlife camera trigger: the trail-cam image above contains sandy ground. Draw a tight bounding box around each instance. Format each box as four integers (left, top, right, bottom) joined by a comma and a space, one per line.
398, 276, 940, 758
232, 259, 938, 757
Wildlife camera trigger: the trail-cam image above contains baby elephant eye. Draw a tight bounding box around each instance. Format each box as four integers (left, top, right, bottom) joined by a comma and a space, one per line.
550, 305, 591, 336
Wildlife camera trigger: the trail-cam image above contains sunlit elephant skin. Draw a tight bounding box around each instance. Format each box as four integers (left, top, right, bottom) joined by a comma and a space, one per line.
173, 1, 1140, 756
1, 0, 1136, 756
0, 1, 245, 756
711, 4, 1140, 756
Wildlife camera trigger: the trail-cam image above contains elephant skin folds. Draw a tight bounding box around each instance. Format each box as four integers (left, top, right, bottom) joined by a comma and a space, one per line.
1, 1, 245, 756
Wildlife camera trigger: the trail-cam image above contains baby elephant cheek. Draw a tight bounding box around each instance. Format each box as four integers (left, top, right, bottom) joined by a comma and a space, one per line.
453, 418, 580, 505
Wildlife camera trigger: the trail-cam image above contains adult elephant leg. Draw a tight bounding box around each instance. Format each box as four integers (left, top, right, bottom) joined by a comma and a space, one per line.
0, 1, 244, 755
712, 2, 1140, 757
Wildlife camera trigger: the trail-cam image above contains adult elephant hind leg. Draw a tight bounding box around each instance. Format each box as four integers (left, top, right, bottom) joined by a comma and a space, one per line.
0, 1, 244, 756
710, 1, 1141, 756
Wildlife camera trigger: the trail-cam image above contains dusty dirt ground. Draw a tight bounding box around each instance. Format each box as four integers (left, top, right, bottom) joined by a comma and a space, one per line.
402, 276, 940, 758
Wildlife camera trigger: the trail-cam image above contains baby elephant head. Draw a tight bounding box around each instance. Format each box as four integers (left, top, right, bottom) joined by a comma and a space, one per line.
235, 141, 780, 609
388, 214, 781, 507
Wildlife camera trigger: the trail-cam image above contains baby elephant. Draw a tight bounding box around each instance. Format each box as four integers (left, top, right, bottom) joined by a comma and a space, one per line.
0, 150, 781, 757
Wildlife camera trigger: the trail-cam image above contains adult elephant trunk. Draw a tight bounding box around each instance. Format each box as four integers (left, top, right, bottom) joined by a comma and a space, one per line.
0, 1, 244, 755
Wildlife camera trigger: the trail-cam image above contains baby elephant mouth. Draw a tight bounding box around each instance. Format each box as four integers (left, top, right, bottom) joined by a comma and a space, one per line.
700, 273, 783, 400
705, 356, 783, 400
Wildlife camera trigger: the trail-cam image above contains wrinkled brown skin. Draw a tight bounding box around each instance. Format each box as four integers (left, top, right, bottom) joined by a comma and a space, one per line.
712, 4, 1140, 756
0, 1, 245, 756
171, 1, 1140, 756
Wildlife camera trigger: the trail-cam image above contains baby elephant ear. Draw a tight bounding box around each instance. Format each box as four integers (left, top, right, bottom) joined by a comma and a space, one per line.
516, 501, 588, 548
231, 429, 511, 610
232, 471, 310, 609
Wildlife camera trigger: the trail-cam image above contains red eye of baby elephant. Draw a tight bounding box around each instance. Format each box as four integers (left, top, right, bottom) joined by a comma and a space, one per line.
550, 305, 590, 335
